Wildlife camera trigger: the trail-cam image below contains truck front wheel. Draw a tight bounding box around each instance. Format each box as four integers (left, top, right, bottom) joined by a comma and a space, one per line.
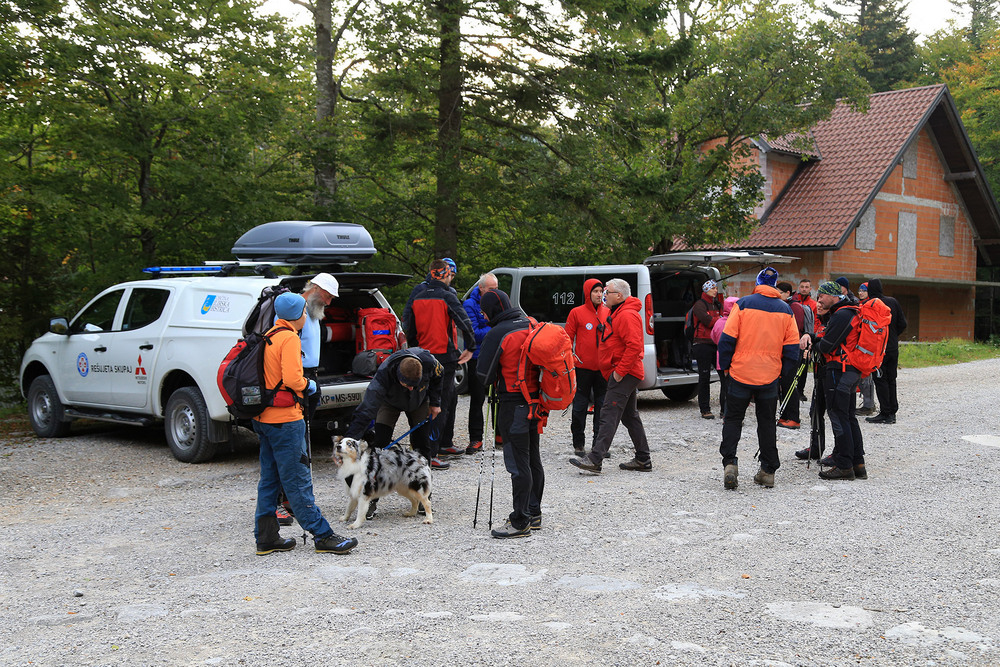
661, 385, 699, 402
165, 387, 217, 463
27, 375, 71, 438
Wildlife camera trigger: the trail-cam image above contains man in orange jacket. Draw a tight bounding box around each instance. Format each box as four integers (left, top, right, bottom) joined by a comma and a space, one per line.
716, 268, 801, 490
253, 292, 357, 556
569, 278, 651, 474
564, 278, 609, 457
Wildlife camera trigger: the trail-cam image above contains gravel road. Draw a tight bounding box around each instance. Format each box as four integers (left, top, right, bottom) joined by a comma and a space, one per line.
2, 358, 999, 666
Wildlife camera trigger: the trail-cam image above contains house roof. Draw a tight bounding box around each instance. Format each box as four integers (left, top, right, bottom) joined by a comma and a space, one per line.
686, 85, 1000, 264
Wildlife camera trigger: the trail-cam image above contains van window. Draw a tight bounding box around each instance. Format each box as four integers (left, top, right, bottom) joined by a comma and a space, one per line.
122, 288, 171, 331
518, 272, 638, 323
70, 289, 125, 333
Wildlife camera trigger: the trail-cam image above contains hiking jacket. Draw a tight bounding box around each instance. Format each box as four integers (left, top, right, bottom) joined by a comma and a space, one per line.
865, 279, 907, 351
691, 292, 723, 345
256, 320, 310, 424
402, 278, 476, 362
813, 296, 861, 368
598, 296, 645, 381
476, 307, 540, 403
785, 298, 806, 336
718, 285, 800, 386
462, 287, 491, 360
564, 278, 609, 371
345, 348, 444, 438
793, 292, 819, 319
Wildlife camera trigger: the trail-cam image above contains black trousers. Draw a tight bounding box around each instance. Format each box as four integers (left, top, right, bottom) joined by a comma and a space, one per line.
720, 377, 780, 474
874, 349, 899, 417
431, 358, 457, 456
779, 352, 802, 423
467, 357, 487, 443
497, 401, 543, 531
824, 365, 865, 469
570, 367, 607, 451
692, 343, 718, 415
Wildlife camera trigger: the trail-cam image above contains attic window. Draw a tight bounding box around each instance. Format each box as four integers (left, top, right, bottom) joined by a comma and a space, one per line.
903, 144, 918, 180
939, 215, 955, 257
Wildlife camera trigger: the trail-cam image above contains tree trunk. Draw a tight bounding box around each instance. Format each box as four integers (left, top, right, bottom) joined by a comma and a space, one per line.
434, 0, 463, 259
314, 0, 337, 207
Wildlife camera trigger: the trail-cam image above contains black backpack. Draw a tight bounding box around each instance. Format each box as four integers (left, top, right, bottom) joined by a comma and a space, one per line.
243, 284, 291, 338
683, 305, 697, 342
217, 325, 297, 419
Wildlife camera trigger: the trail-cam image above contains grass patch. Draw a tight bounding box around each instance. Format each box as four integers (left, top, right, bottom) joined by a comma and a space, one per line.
899, 338, 1000, 369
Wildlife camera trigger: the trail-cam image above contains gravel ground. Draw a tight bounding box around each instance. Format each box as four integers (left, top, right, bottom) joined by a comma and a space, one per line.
2, 359, 999, 666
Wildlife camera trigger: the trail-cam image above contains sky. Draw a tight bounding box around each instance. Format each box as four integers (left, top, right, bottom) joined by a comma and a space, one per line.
262, 0, 964, 41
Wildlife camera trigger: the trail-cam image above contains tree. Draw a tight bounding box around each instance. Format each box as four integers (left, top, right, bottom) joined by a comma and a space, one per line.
949, 34, 1000, 197
823, 0, 921, 91
949, 0, 999, 50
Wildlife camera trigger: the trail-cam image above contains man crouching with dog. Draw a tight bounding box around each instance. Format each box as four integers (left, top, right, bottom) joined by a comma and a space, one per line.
342, 348, 444, 519
476, 289, 544, 539
253, 292, 358, 556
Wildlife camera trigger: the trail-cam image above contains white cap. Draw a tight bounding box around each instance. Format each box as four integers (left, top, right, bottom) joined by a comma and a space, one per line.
311, 272, 339, 298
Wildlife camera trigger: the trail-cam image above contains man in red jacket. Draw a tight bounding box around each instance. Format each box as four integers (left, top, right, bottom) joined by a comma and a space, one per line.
569, 278, 651, 474
564, 278, 609, 457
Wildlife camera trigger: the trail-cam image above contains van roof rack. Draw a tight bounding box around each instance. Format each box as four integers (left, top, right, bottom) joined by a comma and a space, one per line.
143, 262, 284, 278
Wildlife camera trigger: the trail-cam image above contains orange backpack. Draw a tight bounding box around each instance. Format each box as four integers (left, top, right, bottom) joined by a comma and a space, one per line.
833, 298, 892, 378
515, 320, 577, 431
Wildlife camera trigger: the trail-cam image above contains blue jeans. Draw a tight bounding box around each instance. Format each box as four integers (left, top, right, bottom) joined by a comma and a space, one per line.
719, 377, 780, 474
253, 419, 333, 541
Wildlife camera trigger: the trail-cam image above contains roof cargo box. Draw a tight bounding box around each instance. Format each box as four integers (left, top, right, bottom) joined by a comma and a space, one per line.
231, 221, 377, 264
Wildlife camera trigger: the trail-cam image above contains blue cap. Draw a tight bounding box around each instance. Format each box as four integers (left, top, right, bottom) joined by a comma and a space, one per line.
442, 257, 457, 275
756, 267, 779, 287
274, 292, 306, 320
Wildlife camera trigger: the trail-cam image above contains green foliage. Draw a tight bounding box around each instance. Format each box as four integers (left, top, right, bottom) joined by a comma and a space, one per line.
823, 0, 920, 91
949, 34, 1000, 197
898, 338, 1000, 368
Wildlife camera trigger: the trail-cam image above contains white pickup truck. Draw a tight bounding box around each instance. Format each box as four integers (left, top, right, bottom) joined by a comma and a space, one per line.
19, 221, 408, 463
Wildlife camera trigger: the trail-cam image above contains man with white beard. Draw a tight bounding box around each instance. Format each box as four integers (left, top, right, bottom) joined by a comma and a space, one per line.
299, 273, 340, 421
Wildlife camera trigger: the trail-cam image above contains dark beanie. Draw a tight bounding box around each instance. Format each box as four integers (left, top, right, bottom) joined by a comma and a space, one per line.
480, 289, 512, 320
836, 276, 850, 290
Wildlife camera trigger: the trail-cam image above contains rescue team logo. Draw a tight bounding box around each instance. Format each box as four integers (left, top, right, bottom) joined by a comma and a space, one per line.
200, 294, 231, 315
77, 353, 89, 377
585, 323, 593, 330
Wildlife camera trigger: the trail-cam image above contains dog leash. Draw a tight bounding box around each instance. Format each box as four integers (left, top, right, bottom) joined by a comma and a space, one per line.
384, 417, 431, 449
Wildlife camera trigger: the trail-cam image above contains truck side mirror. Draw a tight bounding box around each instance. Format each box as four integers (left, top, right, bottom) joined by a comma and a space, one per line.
49, 318, 69, 335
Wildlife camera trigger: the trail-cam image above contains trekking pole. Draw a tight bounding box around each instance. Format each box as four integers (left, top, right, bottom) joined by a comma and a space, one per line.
488, 385, 498, 530
385, 418, 430, 450
303, 413, 312, 546
776, 358, 808, 424
473, 384, 492, 529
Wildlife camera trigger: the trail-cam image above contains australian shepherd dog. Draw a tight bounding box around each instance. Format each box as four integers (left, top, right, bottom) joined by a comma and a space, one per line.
332, 437, 433, 528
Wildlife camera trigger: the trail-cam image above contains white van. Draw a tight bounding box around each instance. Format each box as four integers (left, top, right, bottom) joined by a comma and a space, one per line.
485, 251, 795, 400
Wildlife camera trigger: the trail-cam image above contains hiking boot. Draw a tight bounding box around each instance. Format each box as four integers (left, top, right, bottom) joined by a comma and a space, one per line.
429, 457, 451, 470
866, 413, 896, 424
569, 456, 602, 474
819, 455, 835, 467
494, 436, 504, 450
365, 499, 379, 520
256, 536, 295, 555
819, 466, 856, 481
439, 445, 464, 457
794, 447, 821, 460
619, 457, 653, 472
491, 520, 531, 539
573, 447, 586, 458
315, 532, 358, 554
856, 406, 875, 416
853, 464, 868, 480
275, 505, 293, 527
465, 441, 483, 455
753, 469, 775, 488
701, 412, 715, 420
777, 419, 800, 430
724, 464, 738, 490
529, 514, 542, 530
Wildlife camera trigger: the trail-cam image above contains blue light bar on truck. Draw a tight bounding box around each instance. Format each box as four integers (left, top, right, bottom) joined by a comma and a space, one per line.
143, 266, 228, 275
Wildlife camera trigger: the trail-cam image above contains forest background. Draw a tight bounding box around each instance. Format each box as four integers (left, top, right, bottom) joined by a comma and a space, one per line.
2, 0, 999, 398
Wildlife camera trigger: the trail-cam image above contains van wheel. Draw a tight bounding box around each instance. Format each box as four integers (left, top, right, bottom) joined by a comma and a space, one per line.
454, 362, 469, 395
27, 375, 71, 438
165, 387, 217, 463
661, 385, 698, 402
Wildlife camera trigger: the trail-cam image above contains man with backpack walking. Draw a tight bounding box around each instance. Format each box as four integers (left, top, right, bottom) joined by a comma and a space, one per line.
564, 278, 609, 457
569, 278, 652, 474
477, 289, 544, 539
864, 279, 907, 425
690, 280, 724, 419
252, 292, 357, 555
803, 281, 882, 480
717, 268, 800, 490
402, 259, 475, 469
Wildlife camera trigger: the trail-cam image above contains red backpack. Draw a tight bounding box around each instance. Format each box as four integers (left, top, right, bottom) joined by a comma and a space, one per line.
516, 321, 577, 431
356, 307, 399, 366
835, 298, 892, 378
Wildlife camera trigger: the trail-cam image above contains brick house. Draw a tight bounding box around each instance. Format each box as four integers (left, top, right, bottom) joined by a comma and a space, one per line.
699, 85, 1000, 341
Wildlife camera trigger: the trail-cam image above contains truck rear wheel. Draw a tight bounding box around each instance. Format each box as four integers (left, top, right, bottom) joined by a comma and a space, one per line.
27, 375, 71, 438
661, 385, 699, 402
165, 387, 217, 463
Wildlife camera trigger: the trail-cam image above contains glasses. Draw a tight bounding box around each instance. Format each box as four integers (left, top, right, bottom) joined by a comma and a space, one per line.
604, 289, 620, 295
